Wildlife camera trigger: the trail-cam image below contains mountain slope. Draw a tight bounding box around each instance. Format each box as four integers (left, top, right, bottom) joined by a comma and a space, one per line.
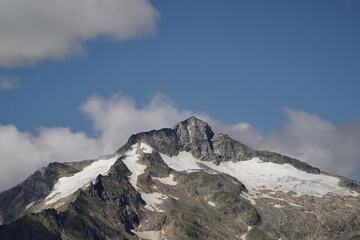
1, 117, 360, 240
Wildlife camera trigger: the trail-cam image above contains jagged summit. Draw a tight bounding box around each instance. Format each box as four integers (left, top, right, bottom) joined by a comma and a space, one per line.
178, 116, 212, 128
1, 117, 360, 240
118, 116, 320, 174
176, 116, 214, 140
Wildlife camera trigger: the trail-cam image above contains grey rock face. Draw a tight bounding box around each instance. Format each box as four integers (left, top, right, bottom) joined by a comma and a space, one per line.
212, 133, 256, 162
117, 128, 179, 157
338, 177, 360, 194
250, 189, 360, 240
175, 117, 218, 163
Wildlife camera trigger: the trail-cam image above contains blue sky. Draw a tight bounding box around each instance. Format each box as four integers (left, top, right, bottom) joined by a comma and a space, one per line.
0, 0, 359, 190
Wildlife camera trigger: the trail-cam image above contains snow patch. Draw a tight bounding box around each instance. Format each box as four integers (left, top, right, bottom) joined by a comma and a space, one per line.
160, 151, 202, 172
240, 226, 253, 240
141, 192, 168, 212
207, 201, 216, 207
140, 142, 153, 154
273, 204, 284, 208
132, 230, 163, 240
241, 192, 257, 205
25, 201, 35, 211
123, 143, 168, 212
253, 192, 303, 207
288, 202, 302, 207
169, 195, 179, 200
122, 143, 151, 190
153, 174, 177, 186
45, 155, 119, 205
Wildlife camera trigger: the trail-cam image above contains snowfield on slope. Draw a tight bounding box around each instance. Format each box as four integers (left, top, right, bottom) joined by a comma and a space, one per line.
160, 152, 202, 172
160, 151, 358, 197
122, 143, 152, 190
45, 155, 119, 205
45, 142, 169, 211
122, 143, 168, 212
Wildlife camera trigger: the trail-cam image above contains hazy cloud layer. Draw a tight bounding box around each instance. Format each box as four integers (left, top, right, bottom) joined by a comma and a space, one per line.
0, 93, 359, 192
0, 76, 19, 90
0, 0, 158, 67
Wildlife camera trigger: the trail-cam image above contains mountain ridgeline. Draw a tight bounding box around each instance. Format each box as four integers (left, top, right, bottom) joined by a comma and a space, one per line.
0, 117, 360, 240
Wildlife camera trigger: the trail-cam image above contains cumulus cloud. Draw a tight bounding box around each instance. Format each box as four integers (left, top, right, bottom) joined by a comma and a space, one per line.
252, 108, 360, 179
0, 125, 101, 192
0, 93, 359, 192
80, 93, 197, 153
0, 76, 19, 90
0, 0, 159, 67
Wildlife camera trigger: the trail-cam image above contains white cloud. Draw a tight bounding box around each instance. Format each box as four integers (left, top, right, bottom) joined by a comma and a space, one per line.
0, 93, 359, 192
80, 93, 196, 153
0, 76, 19, 90
0, 0, 159, 67
0, 125, 101, 192
251, 108, 360, 179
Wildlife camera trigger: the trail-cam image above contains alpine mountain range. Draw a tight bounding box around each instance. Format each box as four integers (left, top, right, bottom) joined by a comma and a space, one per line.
0, 117, 359, 240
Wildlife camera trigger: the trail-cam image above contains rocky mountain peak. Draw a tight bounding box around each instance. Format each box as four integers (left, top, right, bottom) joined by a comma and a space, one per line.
175, 116, 217, 162
175, 116, 214, 142
1, 117, 360, 240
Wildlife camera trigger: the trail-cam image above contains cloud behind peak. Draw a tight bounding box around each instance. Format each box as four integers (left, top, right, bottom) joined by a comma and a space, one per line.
0, 93, 359, 192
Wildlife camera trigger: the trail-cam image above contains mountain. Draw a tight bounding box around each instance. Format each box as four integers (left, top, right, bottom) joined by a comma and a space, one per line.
0, 116, 359, 240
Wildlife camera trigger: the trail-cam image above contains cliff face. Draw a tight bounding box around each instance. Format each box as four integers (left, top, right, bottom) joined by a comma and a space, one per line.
1, 117, 360, 240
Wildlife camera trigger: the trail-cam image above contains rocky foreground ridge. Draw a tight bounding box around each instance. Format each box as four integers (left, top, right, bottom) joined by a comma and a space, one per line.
0, 117, 360, 240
